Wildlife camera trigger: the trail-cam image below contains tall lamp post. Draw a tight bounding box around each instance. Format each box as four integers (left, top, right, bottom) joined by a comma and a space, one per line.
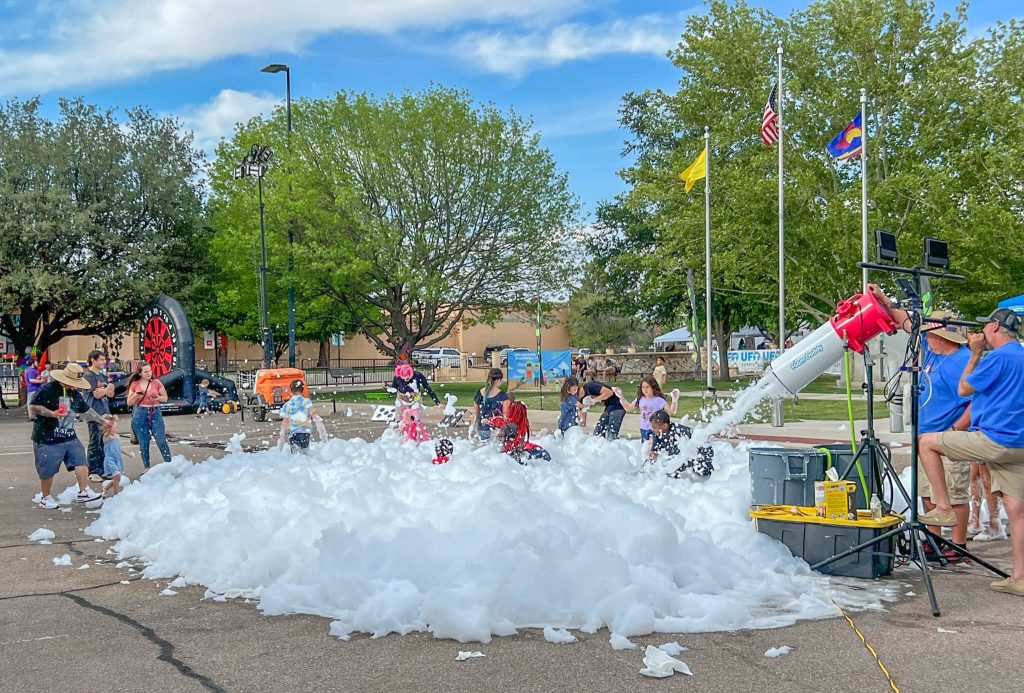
533, 297, 543, 389
261, 63, 295, 367
234, 143, 275, 368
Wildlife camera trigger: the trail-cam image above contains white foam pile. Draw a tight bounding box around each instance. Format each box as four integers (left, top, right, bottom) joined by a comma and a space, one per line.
86, 378, 895, 644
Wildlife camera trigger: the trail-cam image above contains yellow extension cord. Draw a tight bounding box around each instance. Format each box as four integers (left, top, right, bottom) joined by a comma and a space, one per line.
753, 505, 902, 691
824, 592, 901, 693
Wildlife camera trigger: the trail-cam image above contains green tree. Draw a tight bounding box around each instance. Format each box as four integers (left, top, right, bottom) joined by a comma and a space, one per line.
207, 86, 579, 359
610, 0, 1024, 360
567, 267, 655, 352
0, 97, 207, 357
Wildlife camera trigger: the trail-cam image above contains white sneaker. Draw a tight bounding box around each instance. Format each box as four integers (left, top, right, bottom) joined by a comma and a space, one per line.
38, 495, 59, 510
76, 487, 102, 503
974, 526, 1008, 542
967, 512, 982, 537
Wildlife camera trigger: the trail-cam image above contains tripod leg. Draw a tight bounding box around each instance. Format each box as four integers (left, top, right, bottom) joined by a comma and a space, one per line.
909, 528, 941, 616
921, 529, 1010, 578
919, 531, 948, 567
810, 525, 903, 571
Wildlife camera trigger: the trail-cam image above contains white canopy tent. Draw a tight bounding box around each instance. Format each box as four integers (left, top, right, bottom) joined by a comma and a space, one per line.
653, 327, 693, 345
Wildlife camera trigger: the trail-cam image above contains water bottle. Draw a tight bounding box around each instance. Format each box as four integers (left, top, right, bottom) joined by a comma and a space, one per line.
870, 493, 883, 521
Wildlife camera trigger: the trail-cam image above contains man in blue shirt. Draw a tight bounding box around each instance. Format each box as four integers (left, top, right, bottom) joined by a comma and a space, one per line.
911, 311, 974, 551
868, 287, 976, 553
918, 308, 1024, 597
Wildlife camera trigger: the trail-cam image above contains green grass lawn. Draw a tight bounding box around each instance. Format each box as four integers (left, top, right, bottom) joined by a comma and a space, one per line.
313, 375, 886, 424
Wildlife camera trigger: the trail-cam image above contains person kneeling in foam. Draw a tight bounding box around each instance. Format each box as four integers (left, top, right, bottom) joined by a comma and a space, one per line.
648, 410, 714, 479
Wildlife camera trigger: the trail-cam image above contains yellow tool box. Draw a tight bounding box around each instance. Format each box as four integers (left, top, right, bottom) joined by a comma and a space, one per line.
750, 506, 903, 579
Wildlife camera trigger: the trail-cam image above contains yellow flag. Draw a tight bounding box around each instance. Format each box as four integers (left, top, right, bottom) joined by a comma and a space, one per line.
679, 147, 707, 192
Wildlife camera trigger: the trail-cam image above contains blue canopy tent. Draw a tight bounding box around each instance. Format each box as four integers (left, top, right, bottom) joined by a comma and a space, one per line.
998, 294, 1024, 315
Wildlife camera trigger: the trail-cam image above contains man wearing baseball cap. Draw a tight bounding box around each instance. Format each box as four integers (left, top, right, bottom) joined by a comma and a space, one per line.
29, 362, 108, 509
918, 307, 1024, 596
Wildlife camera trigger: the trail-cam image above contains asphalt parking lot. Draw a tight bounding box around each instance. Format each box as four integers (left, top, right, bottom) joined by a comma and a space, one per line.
1, 406, 1022, 693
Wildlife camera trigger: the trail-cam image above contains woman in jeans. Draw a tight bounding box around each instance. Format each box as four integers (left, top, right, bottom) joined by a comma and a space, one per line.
126, 362, 172, 469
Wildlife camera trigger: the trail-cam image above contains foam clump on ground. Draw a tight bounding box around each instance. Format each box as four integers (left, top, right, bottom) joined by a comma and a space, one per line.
87, 426, 891, 643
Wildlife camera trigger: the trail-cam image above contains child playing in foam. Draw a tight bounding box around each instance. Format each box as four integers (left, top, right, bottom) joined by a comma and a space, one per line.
391, 362, 440, 442
278, 379, 328, 453
616, 377, 679, 441
486, 400, 551, 464
647, 410, 715, 478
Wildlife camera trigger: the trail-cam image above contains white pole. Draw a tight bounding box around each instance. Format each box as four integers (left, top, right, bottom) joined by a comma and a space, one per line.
777, 40, 785, 348
704, 125, 713, 390
860, 88, 869, 292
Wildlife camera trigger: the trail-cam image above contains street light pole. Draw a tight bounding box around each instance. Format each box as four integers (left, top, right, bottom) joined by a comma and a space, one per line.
262, 63, 295, 367
234, 143, 275, 368
534, 297, 543, 389
257, 173, 273, 367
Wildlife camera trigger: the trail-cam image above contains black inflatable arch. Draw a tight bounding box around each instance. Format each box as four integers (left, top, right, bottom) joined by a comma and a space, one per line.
113, 295, 237, 413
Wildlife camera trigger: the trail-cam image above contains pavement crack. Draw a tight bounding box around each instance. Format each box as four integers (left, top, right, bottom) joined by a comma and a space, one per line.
62, 592, 227, 693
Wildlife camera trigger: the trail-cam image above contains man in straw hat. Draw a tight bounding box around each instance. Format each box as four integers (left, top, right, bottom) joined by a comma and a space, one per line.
912, 310, 975, 558
866, 288, 975, 552
28, 362, 108, 509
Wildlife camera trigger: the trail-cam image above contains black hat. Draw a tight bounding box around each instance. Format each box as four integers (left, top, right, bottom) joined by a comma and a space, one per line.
290, 379, 305, 391
976, 308, 1021, 335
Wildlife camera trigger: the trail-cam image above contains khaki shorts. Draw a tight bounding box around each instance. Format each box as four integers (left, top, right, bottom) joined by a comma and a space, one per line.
940, 430, 1024, 501
918, 456, 970, 505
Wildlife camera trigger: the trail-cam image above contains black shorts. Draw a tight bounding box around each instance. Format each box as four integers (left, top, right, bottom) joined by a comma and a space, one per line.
289, 432, 311, 451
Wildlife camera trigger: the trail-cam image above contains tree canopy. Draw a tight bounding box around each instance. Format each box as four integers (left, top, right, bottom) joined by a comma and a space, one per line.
0, 97, 208, 356
606, 0, 1024, 360
207, 86, 579, 358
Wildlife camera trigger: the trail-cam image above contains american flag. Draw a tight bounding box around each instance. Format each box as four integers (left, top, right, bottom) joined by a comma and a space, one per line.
761, 83, 779, 146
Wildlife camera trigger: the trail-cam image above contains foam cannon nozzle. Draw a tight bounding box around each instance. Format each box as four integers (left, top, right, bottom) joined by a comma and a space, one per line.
765, 292, 899, 395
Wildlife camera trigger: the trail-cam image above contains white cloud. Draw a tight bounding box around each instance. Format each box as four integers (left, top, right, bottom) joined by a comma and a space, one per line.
0, 0, 584, 95
533, 99, 622, 139
179, 89, 279, 157
451, 12, 689, 77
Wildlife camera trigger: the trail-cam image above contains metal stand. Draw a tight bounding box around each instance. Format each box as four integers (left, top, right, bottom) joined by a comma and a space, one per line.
811, 262, 1007, 616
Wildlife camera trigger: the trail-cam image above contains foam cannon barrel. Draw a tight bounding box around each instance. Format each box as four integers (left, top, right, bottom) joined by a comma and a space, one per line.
765, 292, 899, 395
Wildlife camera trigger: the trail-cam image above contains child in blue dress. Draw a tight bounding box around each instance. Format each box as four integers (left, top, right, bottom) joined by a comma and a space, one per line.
558, 376, 586, 433
100, 415, 133, 496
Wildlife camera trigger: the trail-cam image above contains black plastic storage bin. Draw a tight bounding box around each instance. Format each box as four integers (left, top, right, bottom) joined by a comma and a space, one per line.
749, 448, 830, 507
817, 443, 882, 509
751, 508, 900, 579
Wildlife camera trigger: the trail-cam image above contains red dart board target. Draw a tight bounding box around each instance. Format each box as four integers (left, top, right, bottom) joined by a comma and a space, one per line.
140, 305, 179, 377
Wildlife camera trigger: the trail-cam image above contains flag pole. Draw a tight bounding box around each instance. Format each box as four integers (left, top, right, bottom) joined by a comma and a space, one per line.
704, 125, 713, 390
777, 40, 785, 348
860, 87, 869, 292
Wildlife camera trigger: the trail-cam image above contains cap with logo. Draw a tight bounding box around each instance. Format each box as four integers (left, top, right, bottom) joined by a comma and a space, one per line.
976, 308, 1021, 335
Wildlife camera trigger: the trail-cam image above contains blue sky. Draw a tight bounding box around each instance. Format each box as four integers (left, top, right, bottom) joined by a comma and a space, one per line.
0, 0, 1013, 218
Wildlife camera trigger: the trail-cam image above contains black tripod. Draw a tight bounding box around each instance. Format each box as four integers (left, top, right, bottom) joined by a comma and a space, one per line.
811, 262, 1008, 616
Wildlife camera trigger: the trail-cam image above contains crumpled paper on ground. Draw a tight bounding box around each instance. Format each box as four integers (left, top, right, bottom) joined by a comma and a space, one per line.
456, 651, 486, 661
639, 645, 693, 678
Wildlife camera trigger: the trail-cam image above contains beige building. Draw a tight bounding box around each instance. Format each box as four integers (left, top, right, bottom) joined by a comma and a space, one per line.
47, 305, 571, 367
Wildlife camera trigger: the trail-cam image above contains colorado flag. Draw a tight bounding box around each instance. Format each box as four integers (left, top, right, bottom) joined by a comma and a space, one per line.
827, 111, 863, 161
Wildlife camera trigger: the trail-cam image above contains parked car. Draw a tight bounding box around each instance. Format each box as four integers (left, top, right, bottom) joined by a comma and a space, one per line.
483, 344, 510, 363
499, 347, 532, 366
412, 347, 472, 368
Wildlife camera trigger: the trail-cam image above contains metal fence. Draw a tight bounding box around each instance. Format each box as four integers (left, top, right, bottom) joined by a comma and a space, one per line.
210, 359, 401, 391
